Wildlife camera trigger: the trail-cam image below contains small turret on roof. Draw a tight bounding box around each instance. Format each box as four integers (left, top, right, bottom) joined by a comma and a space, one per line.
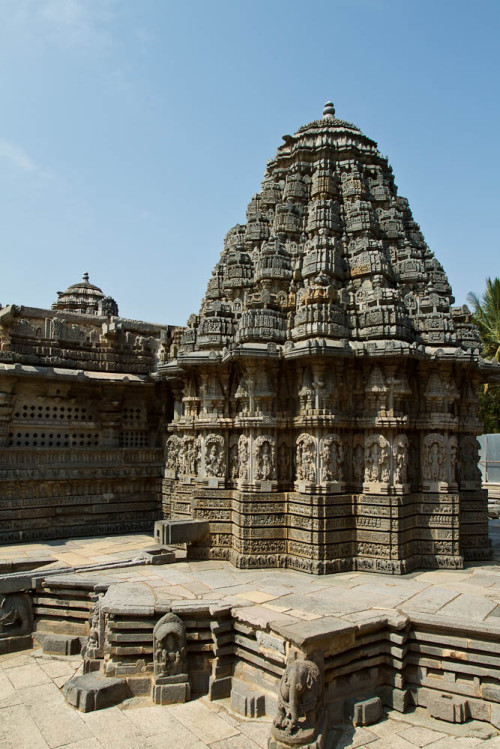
52, 273, 118, 316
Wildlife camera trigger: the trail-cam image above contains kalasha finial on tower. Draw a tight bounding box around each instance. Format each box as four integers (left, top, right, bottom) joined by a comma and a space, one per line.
323, 101, 335, 118
83, 272, 89, 283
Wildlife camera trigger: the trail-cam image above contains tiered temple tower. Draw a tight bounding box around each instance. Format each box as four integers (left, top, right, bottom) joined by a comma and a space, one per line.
157, 102, 491, 574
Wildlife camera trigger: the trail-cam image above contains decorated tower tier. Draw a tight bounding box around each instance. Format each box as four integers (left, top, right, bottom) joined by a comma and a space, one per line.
157, 102, 493, 574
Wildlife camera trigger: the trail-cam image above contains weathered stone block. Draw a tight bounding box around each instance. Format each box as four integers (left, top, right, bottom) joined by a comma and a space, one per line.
208, 675, 232, 699
64, 673, 129, 712
35, 632, 82, 655
345, 695, 383, 726
152, 681, 190, 704
154, 519, 209, 545
427, 693, 470, 723
482, 684, 500, 704
230, 677, 266, 717
0, 634, 33, 655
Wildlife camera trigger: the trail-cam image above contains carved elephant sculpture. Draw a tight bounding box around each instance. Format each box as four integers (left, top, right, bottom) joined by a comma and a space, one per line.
274, 659, 322, 738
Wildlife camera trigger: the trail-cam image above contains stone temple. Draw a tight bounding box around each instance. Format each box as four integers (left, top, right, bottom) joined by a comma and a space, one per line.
4, 104, 500, 748
0, 102, 497, 574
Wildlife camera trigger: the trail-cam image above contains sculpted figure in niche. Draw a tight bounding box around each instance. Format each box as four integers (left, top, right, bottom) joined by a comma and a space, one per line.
83, 595, 104, 661
448, 436, 458, 483
365, 435, 389, 483
394, 435, 409, 485
271, 659, 324, 746
296, 434, 316, 483
380, 440, 390, 483
353, 436, 364, 484
151, 612, 190, 708
238, 435, 249, 480
254, 436, 275, 481
423, 434, 446, 482
321, 434, 344, 482
179, 438, 191, 475
153, 613, 188, 680
229, 441, 239, 480
205, 435, 225, 478
165, 435, 180, 473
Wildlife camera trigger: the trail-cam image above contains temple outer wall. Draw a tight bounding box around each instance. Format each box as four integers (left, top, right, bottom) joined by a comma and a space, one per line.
0, 366, 170, 543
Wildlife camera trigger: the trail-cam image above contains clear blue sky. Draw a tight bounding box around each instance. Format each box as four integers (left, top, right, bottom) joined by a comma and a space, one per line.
1, 0, 499, 325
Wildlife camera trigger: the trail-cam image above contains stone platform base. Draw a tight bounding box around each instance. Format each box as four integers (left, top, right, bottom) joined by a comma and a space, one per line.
166, 486, 491, 575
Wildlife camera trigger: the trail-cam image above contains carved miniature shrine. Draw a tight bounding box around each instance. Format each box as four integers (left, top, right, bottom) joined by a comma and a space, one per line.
158, 101, 491, 574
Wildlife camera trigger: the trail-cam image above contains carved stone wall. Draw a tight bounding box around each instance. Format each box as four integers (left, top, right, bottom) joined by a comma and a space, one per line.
0, 106, 497, 563
157, 102, 498, 574
0, 285, 173, 541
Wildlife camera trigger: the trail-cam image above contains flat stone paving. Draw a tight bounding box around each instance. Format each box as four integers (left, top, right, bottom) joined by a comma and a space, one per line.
3, 521, 500, 746
5, 524, 500, 632
1, 647, 499, 749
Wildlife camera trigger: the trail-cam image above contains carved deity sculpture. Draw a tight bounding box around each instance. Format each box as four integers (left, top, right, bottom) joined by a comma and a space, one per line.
255, 436, 275, 481
320, 434, 343, 483
238, 434, 250, 480
448, 435, 458, 484
270, 659, 326, 749
152, 612, 190, 704
229, 441, 239, 480
394, 435, 409, 485
165, 435, 181, 474
422, 434, 446, 483
205, 435, 225, 478
380, 440, 390, 483
296, 434, 317, 483
364, 435, 389, 483
82, 594, 105, 669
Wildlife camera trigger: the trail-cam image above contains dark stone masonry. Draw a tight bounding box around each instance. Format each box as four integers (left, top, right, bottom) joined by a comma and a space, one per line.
1, 102, 499, 574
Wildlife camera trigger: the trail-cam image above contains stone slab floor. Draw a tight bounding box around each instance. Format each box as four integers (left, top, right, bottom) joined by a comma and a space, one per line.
3, 520, 500, 746
1, 647, 499, 749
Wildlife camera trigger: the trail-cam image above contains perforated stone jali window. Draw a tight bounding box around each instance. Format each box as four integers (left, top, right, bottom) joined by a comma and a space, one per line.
120, 431, 148, 448
8, 431, 100, 448
13, 403, 94, 422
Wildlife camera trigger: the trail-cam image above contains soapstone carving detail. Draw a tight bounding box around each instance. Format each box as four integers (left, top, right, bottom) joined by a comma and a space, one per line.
422, 433, 446, 483
204, 434, 225, 478
229, 437, 239, 480
320, 434, 344, 483
296, 434, 317, 483
270, 659, 326, 748
238, 435, 250, 480
364, 434, 390, 483
394, 434, 409, 485
165, 435, 181, 476
254, 435, 276, 481
152, 612, 190, 704
448, 435, 458, 484
353, 434, 365, 485
0, 593, 33, 638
